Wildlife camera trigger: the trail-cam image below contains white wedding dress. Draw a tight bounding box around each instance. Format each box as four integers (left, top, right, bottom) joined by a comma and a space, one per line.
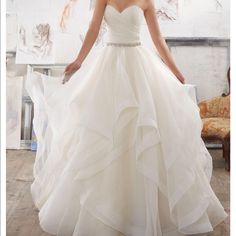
26, 4, 228, 236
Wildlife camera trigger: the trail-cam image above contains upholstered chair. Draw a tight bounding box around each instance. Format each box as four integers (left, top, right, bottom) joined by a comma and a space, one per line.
198, 94, 230, 171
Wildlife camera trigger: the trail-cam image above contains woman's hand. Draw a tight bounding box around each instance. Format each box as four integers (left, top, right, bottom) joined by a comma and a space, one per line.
61, 0, 106, 84
62, 61, 81, 84
61, 0, 106, 85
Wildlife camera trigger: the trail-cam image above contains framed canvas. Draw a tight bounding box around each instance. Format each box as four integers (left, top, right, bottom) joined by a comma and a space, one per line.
15, 11, 55, 64
6, 76, 23, 149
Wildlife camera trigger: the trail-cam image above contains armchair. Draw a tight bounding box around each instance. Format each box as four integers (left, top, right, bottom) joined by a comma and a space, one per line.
198, 74, 230, 171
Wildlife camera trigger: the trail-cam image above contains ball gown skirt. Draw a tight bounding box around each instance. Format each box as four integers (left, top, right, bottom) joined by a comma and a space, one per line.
25, 5, 228, 236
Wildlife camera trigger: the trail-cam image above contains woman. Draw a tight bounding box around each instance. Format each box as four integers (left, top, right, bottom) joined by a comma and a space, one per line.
26, 0, 228, 235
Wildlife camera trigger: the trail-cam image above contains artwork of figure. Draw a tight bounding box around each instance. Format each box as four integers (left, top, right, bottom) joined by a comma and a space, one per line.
155, 0, 179, 21
57, 0, 90, 34
53, 0, 107, 63
59, 0, 78, 32
16, 9, 55, 64
6, 0, 17, 13
6, 76, 23, 149
183, 0, 223, 13
18, 23, 53, 60
31, 24, 53, 58
215, 0, 223, 9
18, 25, 27, 52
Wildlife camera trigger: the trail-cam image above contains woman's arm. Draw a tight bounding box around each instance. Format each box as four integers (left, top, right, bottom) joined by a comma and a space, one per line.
64, 0, 107, 76
75, 0, 107, 65
144, 0, 185, 83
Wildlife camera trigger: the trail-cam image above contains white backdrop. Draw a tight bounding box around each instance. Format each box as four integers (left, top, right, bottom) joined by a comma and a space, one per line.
6, 0, 230, 101
171, 46, 229, 101
6, 0, 230, 64
158, 0, 229, 38
6, 76, 23, 149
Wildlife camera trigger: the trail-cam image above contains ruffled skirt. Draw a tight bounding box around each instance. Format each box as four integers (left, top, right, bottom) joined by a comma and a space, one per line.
26, 45, 228, 236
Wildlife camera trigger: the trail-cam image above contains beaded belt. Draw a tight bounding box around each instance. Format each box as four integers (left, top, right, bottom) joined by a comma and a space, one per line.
106, 42, 141, 47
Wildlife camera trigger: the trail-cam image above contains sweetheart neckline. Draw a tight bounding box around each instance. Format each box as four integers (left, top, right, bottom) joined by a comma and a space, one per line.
106, 4, 144, 14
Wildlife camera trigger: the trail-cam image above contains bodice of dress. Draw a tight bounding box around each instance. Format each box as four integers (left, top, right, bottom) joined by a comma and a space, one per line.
104, 5, 144, 44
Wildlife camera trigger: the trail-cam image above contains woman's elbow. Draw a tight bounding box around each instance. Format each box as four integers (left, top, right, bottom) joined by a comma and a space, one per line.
88, 24, 100, 37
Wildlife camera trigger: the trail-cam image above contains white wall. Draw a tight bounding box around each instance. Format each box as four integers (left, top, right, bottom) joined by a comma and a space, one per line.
171, 45, 229, 101
6, 0, 230, 102
154, 0, 230, 101
158, 0, 230, 38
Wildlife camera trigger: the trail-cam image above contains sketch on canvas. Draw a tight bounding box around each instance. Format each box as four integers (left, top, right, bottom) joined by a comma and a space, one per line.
183, 0, 223, 13
18, 24, 53, 58
52, 0, 91, 63
16, 11, 55, 64
6, 76, 23, 149
215, 0, 223, 9
7, 0, 17, 13
6, 13, 18, 52
155, 0, 179, 21
57, 0, 91, 34
59, 0, 79, 32
53, 0, 107, 63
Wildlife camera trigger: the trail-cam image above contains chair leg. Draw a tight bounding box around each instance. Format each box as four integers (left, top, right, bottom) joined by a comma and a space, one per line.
223, 139, 230, 171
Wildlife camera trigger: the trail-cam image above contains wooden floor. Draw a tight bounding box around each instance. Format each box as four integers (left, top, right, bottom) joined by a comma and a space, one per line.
6, 149, 230, 236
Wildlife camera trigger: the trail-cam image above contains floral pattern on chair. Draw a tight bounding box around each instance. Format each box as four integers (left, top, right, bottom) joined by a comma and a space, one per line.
199, 95, 230, 119
198, 95, 230, 171
201, 117, 230, 139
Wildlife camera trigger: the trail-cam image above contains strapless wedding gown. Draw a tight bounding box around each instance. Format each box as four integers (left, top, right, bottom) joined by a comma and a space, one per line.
26, 4, 228, 236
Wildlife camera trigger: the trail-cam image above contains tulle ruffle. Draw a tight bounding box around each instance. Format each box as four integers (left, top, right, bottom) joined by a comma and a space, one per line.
26, 45, 228, 236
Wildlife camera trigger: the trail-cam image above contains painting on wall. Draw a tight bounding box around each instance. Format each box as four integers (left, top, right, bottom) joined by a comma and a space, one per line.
183, 0, 223, 13
15, 0, 103, 64
53, 0, 92, 63
14, 0, 181, 64
215, 0, 223, 10
6, 76, 23, 149
59, 0, 81, 33
57, 0, 107, 47
53, 0, 108, 63
16, 11, 55, 64
13, 0, 229, 64
155, 0, 179, 21
7, 0, 17, 13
